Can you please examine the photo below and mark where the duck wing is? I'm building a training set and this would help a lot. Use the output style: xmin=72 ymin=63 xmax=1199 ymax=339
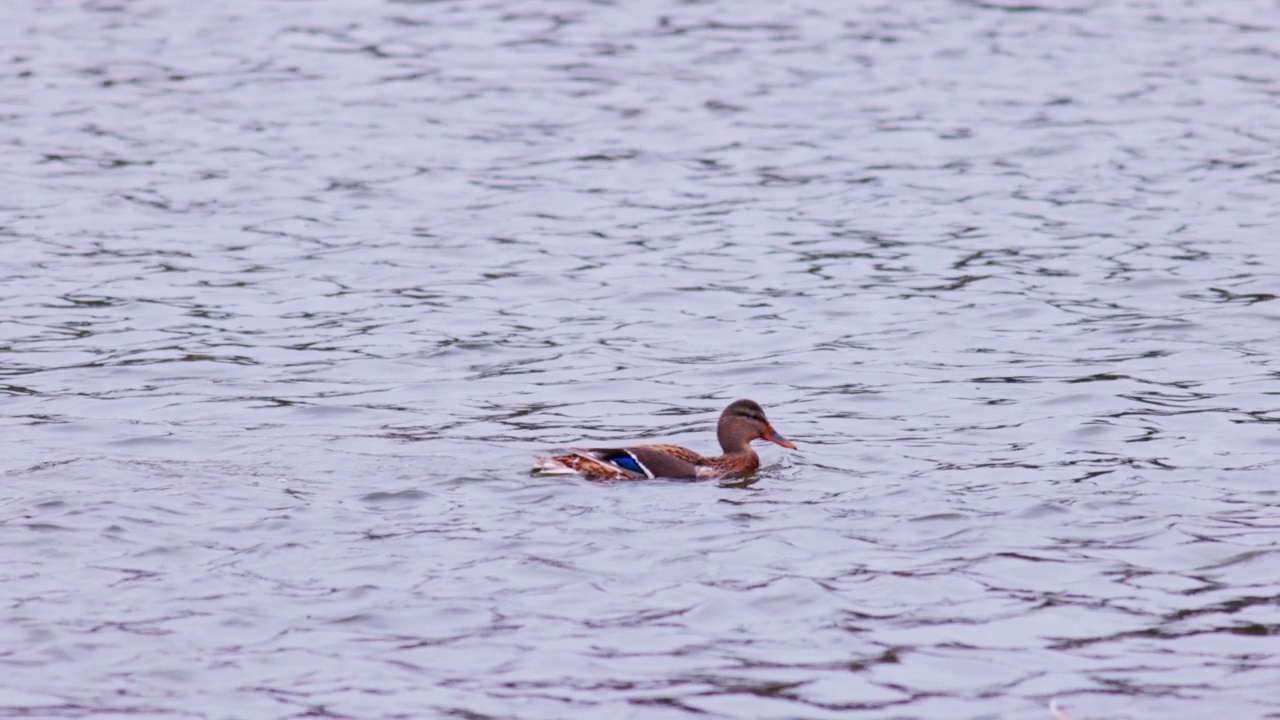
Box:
xmin=636 ymin=444 xmax=706 ymax=465
xmin=533 ymin=449 xmax=645 ymax=480
xmin=617 ymin=445 xmax=703 ymax=480
xmin=534 ymin=444 xmax=706 ymax=481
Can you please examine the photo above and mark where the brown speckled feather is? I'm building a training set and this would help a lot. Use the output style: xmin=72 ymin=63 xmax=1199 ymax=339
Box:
xmin=636 ymin=444 xmax=706 ymax=464
xmin=554 ymin=451 xmax=645 ymax=480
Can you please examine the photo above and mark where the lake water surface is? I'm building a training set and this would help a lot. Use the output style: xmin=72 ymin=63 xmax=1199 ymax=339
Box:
xmin=3 ymin=1 xmax=1279 ymax=718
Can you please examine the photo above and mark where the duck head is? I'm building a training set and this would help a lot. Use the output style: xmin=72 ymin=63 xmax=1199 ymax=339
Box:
xmin=717 ymin=399 xmax=796 ymax=453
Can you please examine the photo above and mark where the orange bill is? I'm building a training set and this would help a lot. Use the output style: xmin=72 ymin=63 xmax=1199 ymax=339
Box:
xmin=762 ymin=426 xmax=796 ymax=449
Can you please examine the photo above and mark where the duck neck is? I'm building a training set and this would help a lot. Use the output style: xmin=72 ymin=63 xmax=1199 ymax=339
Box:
xmin=716 ymin=422 xmax=757 ymax=456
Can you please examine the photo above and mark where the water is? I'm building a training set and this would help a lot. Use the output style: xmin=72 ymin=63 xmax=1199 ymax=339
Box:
xmin=3 ymin=0 xmax=1279 ymax=718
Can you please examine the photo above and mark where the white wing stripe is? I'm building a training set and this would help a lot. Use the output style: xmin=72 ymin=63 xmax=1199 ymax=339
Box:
xmin=622 ymin=450 xmax=655 ymax=479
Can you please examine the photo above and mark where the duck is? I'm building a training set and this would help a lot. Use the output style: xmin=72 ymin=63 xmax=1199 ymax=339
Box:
xmin=532 ymin=399 xmax=796 ymax=480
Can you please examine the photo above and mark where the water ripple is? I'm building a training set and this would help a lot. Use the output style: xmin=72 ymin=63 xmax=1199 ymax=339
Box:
xmin=2 ymin=0 xmax=1279 ymax=718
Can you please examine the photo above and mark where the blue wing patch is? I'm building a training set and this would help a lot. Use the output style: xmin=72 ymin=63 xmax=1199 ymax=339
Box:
xmin=610 ymin=455 xmax=643 ymax=473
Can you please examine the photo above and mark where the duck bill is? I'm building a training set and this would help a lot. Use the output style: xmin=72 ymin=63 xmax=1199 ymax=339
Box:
xmin=762 ymin=427 xmax=796 ymax=449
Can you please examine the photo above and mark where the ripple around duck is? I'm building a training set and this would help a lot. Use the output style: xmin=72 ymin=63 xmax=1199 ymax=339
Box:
xmin=4 ymin=0 xmax=1280 ymax=718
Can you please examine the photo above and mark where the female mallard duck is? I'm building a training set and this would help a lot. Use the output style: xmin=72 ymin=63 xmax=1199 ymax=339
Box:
xmin=532 ymin=399 xmax=795 ymax=480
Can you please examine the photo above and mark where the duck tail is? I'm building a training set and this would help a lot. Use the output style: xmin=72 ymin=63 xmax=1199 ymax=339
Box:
xmin=531 ymin=456 xmax=580 ymax=475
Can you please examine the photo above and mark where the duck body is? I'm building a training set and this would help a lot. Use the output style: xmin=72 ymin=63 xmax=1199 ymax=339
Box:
xmin=532 ymin=399 xmax=795 ymax=481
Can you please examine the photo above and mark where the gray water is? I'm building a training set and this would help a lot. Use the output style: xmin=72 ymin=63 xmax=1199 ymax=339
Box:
xmin=3 ymin=1 xmax=1279 ymax=718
